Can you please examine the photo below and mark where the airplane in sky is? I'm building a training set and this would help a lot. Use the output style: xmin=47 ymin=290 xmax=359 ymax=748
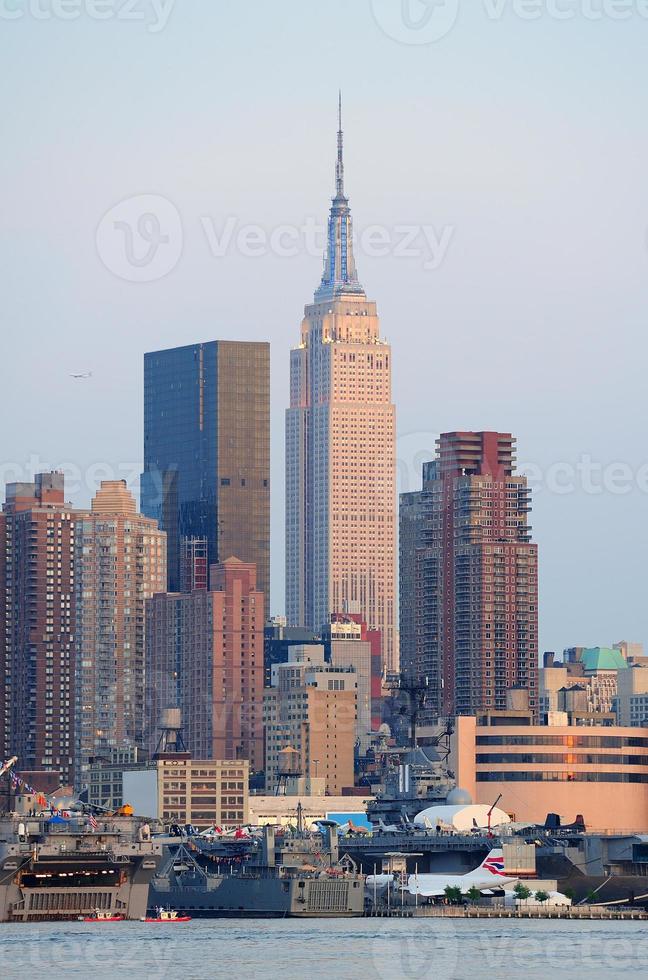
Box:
xmin=407 ymin=849 xmax=517 ymax=898
xmin=70 ymin=371 xmax=92 ymax=379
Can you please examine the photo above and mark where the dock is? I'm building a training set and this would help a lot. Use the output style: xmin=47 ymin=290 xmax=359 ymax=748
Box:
xmin=365 ymin=905 xmax=648 ymax=920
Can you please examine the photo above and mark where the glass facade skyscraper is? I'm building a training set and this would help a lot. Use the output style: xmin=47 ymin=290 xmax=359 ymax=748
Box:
xmin=141 ymin=341 xmax=270 ymax=607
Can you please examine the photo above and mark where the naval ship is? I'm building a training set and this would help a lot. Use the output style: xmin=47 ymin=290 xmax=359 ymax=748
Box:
xmin=0 ymin=811 xmax=162 ymax=922
xmin=149 ymin=820 xmax=364 ymax=917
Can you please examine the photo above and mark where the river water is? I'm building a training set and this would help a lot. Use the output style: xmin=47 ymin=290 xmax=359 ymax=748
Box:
xmin=1 ymin=918 xmax=646 ymax=979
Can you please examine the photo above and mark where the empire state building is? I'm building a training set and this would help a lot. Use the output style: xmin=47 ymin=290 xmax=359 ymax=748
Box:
xmin=286 ymin=99 xmax=397 ymax=674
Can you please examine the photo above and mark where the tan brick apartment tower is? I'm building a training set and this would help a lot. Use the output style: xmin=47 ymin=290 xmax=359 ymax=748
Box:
xmin=286 ymin=99 xmax=397 ymax=673
xmin=400 ymin=433 xmax=538 ymax=720
xmin=0 ymin=474 xmax=78 ymax=783
xmin=146 ymin=558 xmax=264 ymax=772
xmin=75 ymin=481 xmax=166 ymax=789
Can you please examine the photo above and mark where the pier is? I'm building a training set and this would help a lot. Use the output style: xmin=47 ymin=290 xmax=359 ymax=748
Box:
xmin=364 ymin=905 xmax=648 ymax=920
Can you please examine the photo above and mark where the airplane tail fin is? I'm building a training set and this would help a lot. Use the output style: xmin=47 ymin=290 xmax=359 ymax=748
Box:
xmin=476 ymin=849 xmax=506 ymax=875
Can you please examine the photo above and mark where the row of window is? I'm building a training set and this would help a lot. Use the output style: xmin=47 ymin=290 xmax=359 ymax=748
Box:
xmin=476 ymin=753 xmax=648 ymax=766
xmin=477 ymin=771 xmax=648 ymax=783
xmin=476 ymin=735 xmax=648 ymax=748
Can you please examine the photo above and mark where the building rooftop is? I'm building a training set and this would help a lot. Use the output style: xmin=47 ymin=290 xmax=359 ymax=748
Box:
xmin=581 ymin=647 xmax=628 ymax=672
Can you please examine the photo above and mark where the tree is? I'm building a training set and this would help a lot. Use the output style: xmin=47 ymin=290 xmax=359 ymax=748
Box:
xmin=534 ymin=890 xmax=550 ymax=904
xmin=444 ymin=885 xmax=463 ymax=905
xmin=513 ymin=882 xmax=532 ymax=901
xmin=466 ymin=885 xmax=482 ymax=905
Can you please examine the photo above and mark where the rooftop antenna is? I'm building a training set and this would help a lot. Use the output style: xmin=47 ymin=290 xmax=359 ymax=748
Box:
xmin=336 ymin=90 xmax=344 ymax=199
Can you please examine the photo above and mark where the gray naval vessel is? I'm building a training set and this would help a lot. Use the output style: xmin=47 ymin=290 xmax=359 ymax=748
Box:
xmin=149 ymin=820 xmax=364 ymax=917
xmin=0 ymin=810 xmax=161 ymax=922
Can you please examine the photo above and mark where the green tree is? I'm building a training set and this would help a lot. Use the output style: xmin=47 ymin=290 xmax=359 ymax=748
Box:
xmin=513 ymin=882 xmax=532 ymax=901
xmin=444 ymin=885 xmax=463 ymax=905
xmin=534 ymin=890 xmax=550 ymax=904
xmin=466 ymin=885 xmax=482 ymax=905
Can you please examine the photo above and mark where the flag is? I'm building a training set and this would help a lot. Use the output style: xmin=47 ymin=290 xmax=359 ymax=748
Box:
xmin=88 ymin=813 xmax=98 ymax=830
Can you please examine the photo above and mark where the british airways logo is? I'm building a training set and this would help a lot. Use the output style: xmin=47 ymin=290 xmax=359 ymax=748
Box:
xmin=483 ymin=858 xmax=507 ymax=876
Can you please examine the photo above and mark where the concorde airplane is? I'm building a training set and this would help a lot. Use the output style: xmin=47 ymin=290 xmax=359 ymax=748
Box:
xmin=366 ymin=849 xmax=517 ymax=898
xmin=407 ymin=849 xmax=517 ymax=897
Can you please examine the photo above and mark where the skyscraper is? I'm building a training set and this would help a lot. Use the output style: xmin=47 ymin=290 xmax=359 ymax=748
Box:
xmin=400 ymin=432 xmax=538 ymax=720
xmin=0 ymin=474 xmax=78 ymax=783
xmin=146 ymin=558 xmax=264 ymax=771
xmin=74 ymin=481 xmax=166 ymax=788
xmin=285 ymin=100 xmax=397 ymax=672
xmin=141 ymin=340 xmax=270 ymax=608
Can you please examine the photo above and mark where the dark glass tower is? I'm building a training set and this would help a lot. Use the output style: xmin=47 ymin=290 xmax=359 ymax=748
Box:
xmin=142 ymin=341 xmax=270 ymax=607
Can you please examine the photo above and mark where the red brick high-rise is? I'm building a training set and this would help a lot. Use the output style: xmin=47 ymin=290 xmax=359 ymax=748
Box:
xmin=146 ymin=558 xmax=264 ymax=771
xmin=1 ymin=474 xmax=78 ymax=783
xmin=400 ymin=433 xmax=538 ymax=719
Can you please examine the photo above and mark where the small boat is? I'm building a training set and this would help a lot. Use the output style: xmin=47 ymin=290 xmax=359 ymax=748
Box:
xmin=142 ymin=906 xmax=191 ymax=922
xmin=79 ymin=909 xmax=125 ymax=922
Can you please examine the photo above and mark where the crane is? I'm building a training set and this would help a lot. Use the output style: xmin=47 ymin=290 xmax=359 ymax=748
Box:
xmin=0 ymin=757 xmax=18 ymax=779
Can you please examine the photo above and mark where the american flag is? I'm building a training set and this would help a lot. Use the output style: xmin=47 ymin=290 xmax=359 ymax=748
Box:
xmin=88 ymin=813 xmax=98 ymax=831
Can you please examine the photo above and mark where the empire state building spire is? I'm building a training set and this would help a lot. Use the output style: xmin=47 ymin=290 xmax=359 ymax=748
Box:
xmin=336 ymin=90 xmax=344 ymax=199
xmin=315 ymin=93 xmax=365 ymax=303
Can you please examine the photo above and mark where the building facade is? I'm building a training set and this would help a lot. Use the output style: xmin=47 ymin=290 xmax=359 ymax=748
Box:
xmin=264 ymin=646 xmax=356 ymax=796
xmin=141 ymin=340 xmax=270 ymax=609
xmin=122 ymin=756 xmax=249 ymax=829
xmin=616 ymin=665 xmax=648 ymax=727
xmin=323 ymin=614 xmax=380 ymax=747
xmin=1 ymin=474 xmax=78 ymax=783
xmin=285 ymin=104 xmax=397 ymax=673
xmin=263 ymin=617 xmax=320 ymax=688
xmin=540 ymin=647 xmax=629 ymax=720
xmin=87 ymin=746 xmax=149 ymax=811
xmin=453 ymin=714 xmax=648 ymax=834
xmin=75 ymin=481 xmax=166 ymax=789
xmin=146 ymin=558 xmax=264 ymax=772
xmin=400 ymin=433 xmax=538 ymax=720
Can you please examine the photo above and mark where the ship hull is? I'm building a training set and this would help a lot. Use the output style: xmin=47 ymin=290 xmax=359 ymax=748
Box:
xmin=149 ymin=874 xmax=365 ymax=917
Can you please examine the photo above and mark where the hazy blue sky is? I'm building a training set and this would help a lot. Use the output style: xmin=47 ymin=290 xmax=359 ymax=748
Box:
xmin=2 ymin=1 xmax=647 ymax=654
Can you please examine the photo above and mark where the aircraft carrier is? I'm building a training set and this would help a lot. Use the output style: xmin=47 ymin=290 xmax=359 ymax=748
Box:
xmin=0 ymin=811 xmax=162 ymax=922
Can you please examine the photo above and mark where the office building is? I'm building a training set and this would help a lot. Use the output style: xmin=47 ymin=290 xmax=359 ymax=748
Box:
xmin=400 ymin=432 xmax=538 ymax=719
xmin=74 ymin=481 xmax=166 ymax=789
xmin=616 ymin=665 xmax=648 ymax=727
xmin=264 ymin=646 xmax=356 ymax=795
xmin=141 ymin=340 xmax=270 ymax=609
xmin=540 ymin=647 xmax=629 ymax=720
xmin=263 ymin=617 xmax=320 ymax=687
xmin=122 ymin=756 xmax=249 ymax=829
xmin=452 ymin=712 xmax=648 ymax=834
xmin=146 ymin=558 xmax=264 ymax=771
xmin=323 ymin=613 xmax=381 ymax=746
xmin=285 ymin=102 xmax=397 ymax=672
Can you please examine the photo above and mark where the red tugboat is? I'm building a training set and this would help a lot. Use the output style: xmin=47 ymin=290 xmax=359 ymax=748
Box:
xmin=143 ymin=906 xmax=191 ymax=923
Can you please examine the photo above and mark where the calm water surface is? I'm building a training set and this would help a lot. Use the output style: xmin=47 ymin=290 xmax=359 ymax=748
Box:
xmin=1 ymin=918 xmax=646 ymax=979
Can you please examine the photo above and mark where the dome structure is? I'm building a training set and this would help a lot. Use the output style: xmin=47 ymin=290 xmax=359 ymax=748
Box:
xmin=447 ymin=787 xmax=473 ymax=806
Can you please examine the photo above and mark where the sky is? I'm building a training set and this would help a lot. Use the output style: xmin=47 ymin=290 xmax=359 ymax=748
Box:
xmin=1 ymin=0 xmax=648 ymax=655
